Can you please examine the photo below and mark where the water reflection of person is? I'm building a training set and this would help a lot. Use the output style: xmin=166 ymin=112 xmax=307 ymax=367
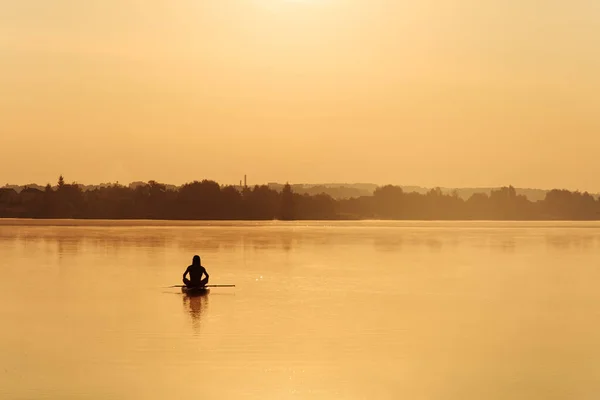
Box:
xmin=183 ymin=293 xmax=209 ymax=333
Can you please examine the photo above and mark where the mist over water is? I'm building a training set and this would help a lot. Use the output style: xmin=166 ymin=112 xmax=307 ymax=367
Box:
xmin=2 ymin=220 xmax=600 ymax=399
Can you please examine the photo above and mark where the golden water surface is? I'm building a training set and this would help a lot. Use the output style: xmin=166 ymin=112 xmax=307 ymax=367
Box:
xmin=1 ymin=220 xmax=600 ymax=399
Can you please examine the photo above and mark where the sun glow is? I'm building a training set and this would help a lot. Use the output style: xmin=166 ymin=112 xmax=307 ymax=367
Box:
xmin=3 ymin=0 xmax=600 ymax=189
xmin=252 ymin=0 xmax=332 ymax=12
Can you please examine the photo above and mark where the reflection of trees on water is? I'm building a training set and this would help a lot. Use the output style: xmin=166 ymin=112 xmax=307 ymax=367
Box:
xmin=498 ymin=238 xmax=516 ymax=252
xmin=545 ymin=233 xmax=599 ymax=250
xmin=372 ymin=230 xmax=600 ymax=253
xmin=373 ymin=237 xmax=404 ymax=252
xmin=182 ymin=293 xmax=209 ymax=334
xmin=3 ymin=223 xmax=600 ymax=256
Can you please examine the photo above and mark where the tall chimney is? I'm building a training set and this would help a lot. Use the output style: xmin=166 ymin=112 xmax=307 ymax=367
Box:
xmin=244 ymin=175 xmax=247 ymax=188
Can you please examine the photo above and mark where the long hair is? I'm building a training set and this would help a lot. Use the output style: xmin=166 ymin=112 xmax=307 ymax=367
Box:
xmin=192 ymin=255 xmax=201 ymax=266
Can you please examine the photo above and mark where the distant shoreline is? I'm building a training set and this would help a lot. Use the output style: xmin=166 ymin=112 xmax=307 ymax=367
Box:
xmin=4 ymin=182 xmax=597 ymax=202
xmin=2 ymin=178 xmax=599 ymax=221
xmin=2 ymin=218 xmax=600 ymax=224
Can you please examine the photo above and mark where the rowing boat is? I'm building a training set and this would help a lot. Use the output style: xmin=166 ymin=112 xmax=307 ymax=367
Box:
xmin=181 ymin=286 xmax=210 ymax=296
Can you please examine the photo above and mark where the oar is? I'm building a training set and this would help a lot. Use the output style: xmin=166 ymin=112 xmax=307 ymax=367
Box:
xmin=168 ymin=284 xmax=235 ymax=288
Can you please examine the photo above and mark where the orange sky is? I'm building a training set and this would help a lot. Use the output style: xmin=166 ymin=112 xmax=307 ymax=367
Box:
xmin=1 ymin=0 xmax=599 ymax=190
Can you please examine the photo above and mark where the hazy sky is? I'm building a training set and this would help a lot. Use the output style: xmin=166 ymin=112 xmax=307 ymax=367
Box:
xmin=1 ymin=0 xmax=599 ymax=190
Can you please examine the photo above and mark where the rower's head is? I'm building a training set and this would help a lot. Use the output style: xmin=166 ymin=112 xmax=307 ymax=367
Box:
xmin=192 ymin=255 xmax=201 ymax=266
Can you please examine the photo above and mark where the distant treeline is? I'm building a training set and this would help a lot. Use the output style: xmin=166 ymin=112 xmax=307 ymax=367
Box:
xmin=1 ymin=176 xmax=599 ymax=220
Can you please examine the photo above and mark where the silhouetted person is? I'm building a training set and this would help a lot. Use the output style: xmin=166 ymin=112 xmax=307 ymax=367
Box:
xmin=183 ymin=255 xmax=209 ymax=287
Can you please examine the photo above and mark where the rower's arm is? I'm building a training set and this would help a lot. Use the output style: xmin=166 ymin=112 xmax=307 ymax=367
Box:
xmin=204 ymin=268 xmax=210 ymax=280
xmin=182 ymin=266 xmax=190 ymax=280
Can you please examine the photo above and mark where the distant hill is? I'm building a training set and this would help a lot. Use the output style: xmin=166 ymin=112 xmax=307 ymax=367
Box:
xmin=266 ymin=183 xmax=599 ymax=201
xmin=396 ymin=186 xmax=556 ymax=202
xmin=2 ymin=184 xmax=46 ymax=193
xmin=267 ymin=183 xmax=377 ymax=199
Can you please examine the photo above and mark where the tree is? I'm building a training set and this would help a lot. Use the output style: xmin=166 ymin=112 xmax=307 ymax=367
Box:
xmin=58 ymin=175 xmax=65 ymax=189
xmin=178 ymin=180 xmax=222 ymax=219
xmin=280 ymin=183 xmax=295 ymax=220
xmin=373 ymin=185 xmax=404 ymax=218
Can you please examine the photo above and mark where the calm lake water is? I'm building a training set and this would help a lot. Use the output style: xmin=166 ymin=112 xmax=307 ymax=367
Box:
xmin=2 ymin=220 xmax=600 ymax=399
